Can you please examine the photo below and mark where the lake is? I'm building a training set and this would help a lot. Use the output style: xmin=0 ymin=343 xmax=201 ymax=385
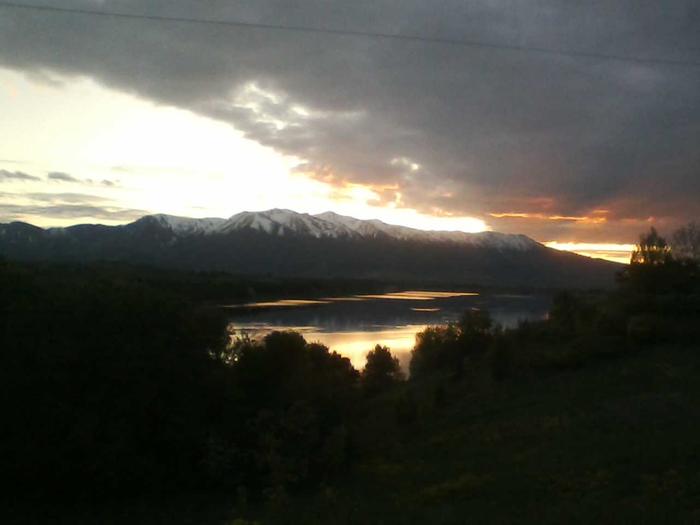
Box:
xmin=224 ymin=290 xmax=551 ymax=370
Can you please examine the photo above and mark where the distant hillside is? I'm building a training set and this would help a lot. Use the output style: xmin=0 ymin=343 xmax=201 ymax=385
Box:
xmin=0 ymin=209 xmax=620 ymax=288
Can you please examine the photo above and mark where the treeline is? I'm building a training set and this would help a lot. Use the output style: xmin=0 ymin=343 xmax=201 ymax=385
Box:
xmin=0 ymin=260 xmax=389 ymax=304
xmin=406 ymin=225 xmax=700 ymax=384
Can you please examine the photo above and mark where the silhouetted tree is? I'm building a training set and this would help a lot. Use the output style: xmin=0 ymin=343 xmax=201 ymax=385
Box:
xmin=631 ymin=227 xmax=672 ymax=265
xmin=457 ymin=309 xmax=495 ymax=347
xmin=672 ymin=222 xmax=700 ymax=261
xmin=361 ymin=345 xmax=404 ymax=396
xmin=409 ymin=324 xmax=461 ymax=379
xmin=224 ymin=331 xmax=360 ymax=491
xmin=620 ymin=227 xmax=699 ymax=294
xmin=410 ymin=310 xmax=497 ymax=379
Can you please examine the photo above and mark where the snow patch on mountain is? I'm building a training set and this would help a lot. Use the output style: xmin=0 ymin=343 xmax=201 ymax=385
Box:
xmin=148 ymin=214 xmax=226 ymax=235
xmin=138 ymin=209 xmax=540 ymax=251
xmin=315 ymin=211 xmax=539 ymax=250
xmin=219 ymin=209 xmax=345 ymax=238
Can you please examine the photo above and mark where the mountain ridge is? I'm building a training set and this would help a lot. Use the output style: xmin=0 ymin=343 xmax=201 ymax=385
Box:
xmin=129 ymin=209 xmax=540 ymax=251
xmin=0 ymin=209 xmax=620 ymax=288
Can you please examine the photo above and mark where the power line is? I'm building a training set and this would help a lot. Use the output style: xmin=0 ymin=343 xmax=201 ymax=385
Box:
xmin=1 ymin=1 xmax=700 ymax=68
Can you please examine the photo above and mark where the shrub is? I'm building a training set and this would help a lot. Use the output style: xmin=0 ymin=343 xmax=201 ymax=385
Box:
xmin=410 ymin=310 xmax=498 ymax=380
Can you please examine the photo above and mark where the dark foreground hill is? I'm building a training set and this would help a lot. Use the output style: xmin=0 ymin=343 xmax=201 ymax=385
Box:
xmin=0 ymin=209 xmax=619 ymax=288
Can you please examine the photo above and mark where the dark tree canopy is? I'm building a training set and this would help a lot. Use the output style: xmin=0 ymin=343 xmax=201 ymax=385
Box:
xmin=672 ymin=222 xmax=700 ymax=262
xmin=361 ymin=345 xmax=404 ymax=396
xmin=410 ymin=310 xmax=497 ymax=379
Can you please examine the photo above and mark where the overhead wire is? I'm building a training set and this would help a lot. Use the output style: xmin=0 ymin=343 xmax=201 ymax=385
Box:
xmin=1 ymin=1 xmax=699 ymax=68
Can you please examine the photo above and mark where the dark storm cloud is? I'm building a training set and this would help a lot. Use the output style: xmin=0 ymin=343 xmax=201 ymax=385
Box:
xmin=0 ymin=169 xmax=40 ymax=182
xmin=1 ymin=0 xmax=699 ymax=240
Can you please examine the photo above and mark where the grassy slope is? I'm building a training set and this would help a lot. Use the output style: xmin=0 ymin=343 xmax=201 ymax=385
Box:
xmin=275 ymin=343 xmax=700 ymax=525
xmin=9 ymin=343 xmax=700 ymax=525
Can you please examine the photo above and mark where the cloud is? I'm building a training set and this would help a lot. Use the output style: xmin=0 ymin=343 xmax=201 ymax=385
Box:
xmin=46 ymin=171 xmax=119 ymax=187
xmin=22 ymin=192 xmax=113 ymax=204
xmin=0 ymin=203 xmax=146 ymax=222
xmin=47 ymin=171 xmax=81 ymax=182
xmin=0 ymin=169 xmax=40 ymax=182
xmin=0 ymin=191 xmax=142 ymax=224
xmin=1 ymin=1 xmax=699 ymax=241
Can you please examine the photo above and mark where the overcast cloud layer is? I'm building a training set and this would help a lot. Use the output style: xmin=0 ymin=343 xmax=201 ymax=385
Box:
xmin=1 ymin=0 xmax=699 ymax=241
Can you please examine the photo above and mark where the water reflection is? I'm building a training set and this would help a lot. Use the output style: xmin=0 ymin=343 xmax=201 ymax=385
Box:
xmin=353 ymin=291 xmax=478 ymax=301
xmin=223 ymin=290 xmax=480 ymax=309
xmin=226 ymin=291 xmax=550 ymax=370
xmin=238 ymin=299 xmax=331 ymax=308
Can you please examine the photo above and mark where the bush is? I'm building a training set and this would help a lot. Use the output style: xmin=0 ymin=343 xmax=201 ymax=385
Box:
xmin=409 ymin=324 xmax=461 ymax=379
xmin=410 ymin=310 xmax=497 ymax=380
xmin=220 ymin=331 xmax=361 ymax=491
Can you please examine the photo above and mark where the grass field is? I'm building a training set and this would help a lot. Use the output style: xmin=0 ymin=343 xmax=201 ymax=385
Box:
xmin=267 ymin=342 xmax=700 ymax=524
xmin=8 ymin=341 xmax=700 ymax=524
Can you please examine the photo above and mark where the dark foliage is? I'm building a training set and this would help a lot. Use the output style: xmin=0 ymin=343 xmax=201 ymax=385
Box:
xmin=0 ymin=261 xmax=361 ymax=502
xmin=409 ymin=310 xmax=498 ymax=379
xmin=211 ymin=332 xmax=360 ymax=491
xmin=0 ymin=261 xmax=230 ymax=498
xmin=408 ymin=230 xmax=700 ymax=378
xmin=671 ymin=222 xmax=700 ymax=262
xmin=361 ymin=345 xmax=404 ymax=396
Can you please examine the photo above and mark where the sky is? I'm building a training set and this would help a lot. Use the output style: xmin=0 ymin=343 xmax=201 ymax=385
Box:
xmin=1 ymin=1 xmax=699 ymax=264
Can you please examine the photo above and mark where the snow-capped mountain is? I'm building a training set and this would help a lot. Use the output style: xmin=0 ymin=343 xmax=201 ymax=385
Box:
xmin=147 ymin=214 xmax=226 ymax=235
xmin=0 ymin=209 xmax=620 ymax=288
xmin=138 ymin=209 xmax=540 ymax=251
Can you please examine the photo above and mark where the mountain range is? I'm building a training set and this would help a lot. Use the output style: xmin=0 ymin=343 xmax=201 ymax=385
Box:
xmin=0 ymin=209 xmax=619 ymax=288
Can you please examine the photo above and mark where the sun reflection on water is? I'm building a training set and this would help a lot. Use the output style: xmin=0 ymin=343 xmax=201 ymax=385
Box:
xmin=223 ymin=290 xmax=479 ymax=309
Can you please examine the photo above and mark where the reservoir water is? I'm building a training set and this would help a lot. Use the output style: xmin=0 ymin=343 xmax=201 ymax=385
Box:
xmin=224 ymin=291 xmax=551 ymax=370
